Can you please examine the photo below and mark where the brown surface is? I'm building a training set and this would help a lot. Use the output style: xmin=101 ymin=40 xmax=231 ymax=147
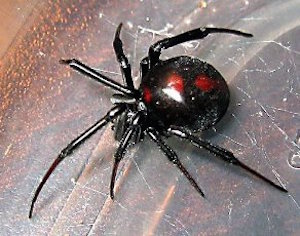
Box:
xmin=0 ymin=1 xmax=299 ymax=235
xmin=0 ymin=0 xmax=39 ymax=58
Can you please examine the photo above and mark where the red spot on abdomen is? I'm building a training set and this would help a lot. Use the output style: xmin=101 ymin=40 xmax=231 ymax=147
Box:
xmin=194 ymin=75 xmax=215 ymax=92
xmin=167 ymin=73 xmax=184 ymax=93
xmin=143 ymin=87 xmax=152 ymax=103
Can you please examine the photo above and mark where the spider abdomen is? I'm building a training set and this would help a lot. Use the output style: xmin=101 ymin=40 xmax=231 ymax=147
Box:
xmin=140 ymin=56 xmax=230 ymax=131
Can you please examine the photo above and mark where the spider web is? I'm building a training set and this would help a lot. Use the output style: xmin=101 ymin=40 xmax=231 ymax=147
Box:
xmin=1 ymin=0 xmax=299 ymax=235
xmin=49 ymin=1 xmax=300 ymax=235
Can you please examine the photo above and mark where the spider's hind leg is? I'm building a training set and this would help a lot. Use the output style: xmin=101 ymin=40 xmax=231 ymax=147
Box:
xmin=168 ymin=126 xmax=288 ymax=193
xmin=147 ymin=27 xmax=253 ymax=68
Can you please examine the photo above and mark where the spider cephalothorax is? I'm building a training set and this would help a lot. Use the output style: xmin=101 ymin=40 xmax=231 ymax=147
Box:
xmin=29 ymin=23 xmax=287 ymax=218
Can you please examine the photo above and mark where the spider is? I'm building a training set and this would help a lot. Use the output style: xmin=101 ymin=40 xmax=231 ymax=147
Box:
xmin=29 ymin=23 xmax=287 ymax=218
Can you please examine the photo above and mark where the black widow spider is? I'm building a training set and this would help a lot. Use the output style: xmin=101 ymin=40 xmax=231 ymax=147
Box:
xmin=29 ymin=23 xmax=287 ymax=218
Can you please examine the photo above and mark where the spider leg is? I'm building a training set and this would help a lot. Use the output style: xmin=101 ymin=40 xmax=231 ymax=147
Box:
xmin=110 ymin=126 xmax=137 ymax=199
xmin=110 ymin=113 xmax=142 ymax=199
xmin=140 ymin=56 xmax=149 ymax=78
xmin=147 ymin=127 xmax=205 ymax=197
xmin=29 ymin=106 xmax=124 ymax=218
xmin=148 ymin=27 xmax=253 ymax=68
xmin=168 ymin=126 xmax=288 ymax=193
xmin=113 ymin=23 xmax=135 ymax=89
xmin=59 ymin=59 xmax=138 ymax=98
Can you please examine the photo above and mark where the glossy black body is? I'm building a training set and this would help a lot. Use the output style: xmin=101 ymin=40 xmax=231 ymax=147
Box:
xmin=29 ymin=24 xmax=287 ymax=219
xmin=140 ymin=56 xmax=229 ymax=131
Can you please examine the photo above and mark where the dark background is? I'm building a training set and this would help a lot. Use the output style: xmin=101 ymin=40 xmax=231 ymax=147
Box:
xmin=0 ymin=0 xmax=299 ymax=235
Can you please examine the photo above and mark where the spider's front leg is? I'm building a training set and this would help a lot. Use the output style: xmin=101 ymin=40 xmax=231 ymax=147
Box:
xmin=110 ymin=112 xmax=142 ymax=199
xmin=29 ymin=105 xmax=124 ymax=218
xmin=147 ymin=127 xmax=205 ymax=197
xmin=168 ymin=126 xmax=288 ymax=193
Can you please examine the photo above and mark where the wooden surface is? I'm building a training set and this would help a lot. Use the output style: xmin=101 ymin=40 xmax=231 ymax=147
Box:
xmin=0 ymin=0 xmax=299 ymax=235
